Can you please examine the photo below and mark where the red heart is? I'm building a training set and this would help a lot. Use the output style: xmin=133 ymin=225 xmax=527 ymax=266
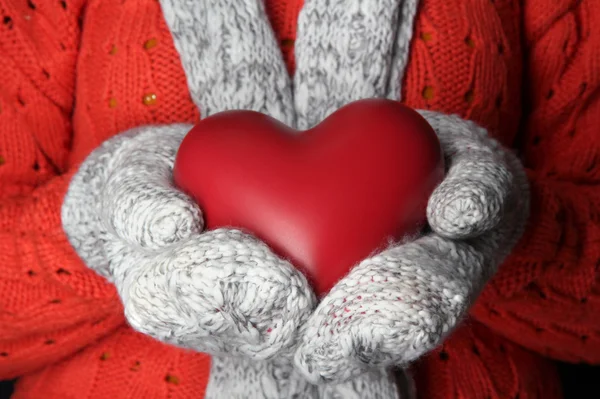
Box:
xmin=174 ymin=99 xmax=444 ymax=296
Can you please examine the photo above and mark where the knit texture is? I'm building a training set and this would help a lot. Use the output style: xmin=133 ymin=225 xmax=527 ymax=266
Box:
xmin=64 ymin=0 xmax=528 ymax=393
xmin=1 ymin=0 xmax=598 ymax=398
xmin=62 ymin=0 xmax=409 ymax=395
xmin=470 ymin=0 xmax=600 ymax=364
xmin=412 ymin=321 xmax=563 ymax=399
xmin=205 ymin=355 xmax=405 ymax=399
xmin=0 ymin=0 xmax=126 ymax=380
xmin=159 ymin=0 xmax=295 ymax=126
xmin=295 ymin=111 xmax=529 ymax=383
xmin=293 ymin=0 xmax=419 ymax=129
xmin=61 ymin=120 xmax=318 ymax=363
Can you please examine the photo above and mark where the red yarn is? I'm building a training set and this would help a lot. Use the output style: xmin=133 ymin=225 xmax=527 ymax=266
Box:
xmin=413 ymin=321 xmax=563 ymax=399
xmin=1 ymin=0 xmax=599 ymax=397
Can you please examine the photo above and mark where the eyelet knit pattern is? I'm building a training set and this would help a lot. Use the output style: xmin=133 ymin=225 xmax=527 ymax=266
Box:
xmin=1 ymin=0 xmax=598 ymax=398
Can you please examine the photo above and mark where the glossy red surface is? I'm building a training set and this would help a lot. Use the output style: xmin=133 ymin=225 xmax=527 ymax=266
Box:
xmin=174 ymin=99 xmax=445 ymax=296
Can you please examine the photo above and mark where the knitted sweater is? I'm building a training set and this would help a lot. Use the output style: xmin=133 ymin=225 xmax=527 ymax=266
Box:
xmin=0 ymin=0 xmax=597 ymax=398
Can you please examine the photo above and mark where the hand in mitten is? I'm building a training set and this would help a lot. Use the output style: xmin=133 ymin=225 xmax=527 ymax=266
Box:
xmin=60 ymin=125 xmax=405 ymax=398
xmin=294 ymin=111 xmax=530 ymax=383
xmin=61 ymin=0 xmax=427 ymax=395
xmin=61 ymin=125 xmax=316 ymax=360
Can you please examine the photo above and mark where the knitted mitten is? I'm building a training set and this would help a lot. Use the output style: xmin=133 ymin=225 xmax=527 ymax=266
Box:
xmin=290 ymin=0 xmax=530 ymax=384
xmin=62 ymin=123 xmax=316 ymax=360
xmin=293 ymin=111 xmax=529 ymax=383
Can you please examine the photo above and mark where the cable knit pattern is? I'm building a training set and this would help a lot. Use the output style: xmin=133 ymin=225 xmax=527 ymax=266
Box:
xmin=412 ymin=321 xmax=563 ymax=399
xmin=2 ymin=0 xmax=597 ymax=398
xmin=469 ymin=0 xmax=600 ymax=364
xmin=0 ymin=0 xmax=127 ymax=380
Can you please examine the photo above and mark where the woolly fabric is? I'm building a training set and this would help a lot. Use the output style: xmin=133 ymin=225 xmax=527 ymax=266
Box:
xmin=292 ymin=0 xmax=419 ymax=129
xmin=159 ymin=0 xmax=295 ymax=125
xmin=0 ymin=0 xmax=597 ymax=398
xmin=62 ymin=0 xmax=428 ymax=395
xmin=61 ymin=0 xmax=529 ymax=394
xmin=294 ymin=109 xmax=529 ymax=384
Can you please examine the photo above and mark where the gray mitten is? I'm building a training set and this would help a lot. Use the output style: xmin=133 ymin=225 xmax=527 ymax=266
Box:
xmin=294 ymin=111 xmax=530 ymax=383
xmin=62 ymin=124 xmax=316 ymax=360
xmin=289 ymin=0 xmax=530 ymax=384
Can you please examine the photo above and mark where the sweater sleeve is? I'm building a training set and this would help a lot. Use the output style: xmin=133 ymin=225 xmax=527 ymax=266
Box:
xmin=0 ymin=0 xmax=124 ymax=379
xmin=471 ymin=0 xmax=600 ymax=364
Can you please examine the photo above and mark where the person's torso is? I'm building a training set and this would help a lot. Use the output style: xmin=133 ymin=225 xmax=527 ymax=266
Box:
xmin=0 ymin=0 xmax=524 ymax=188
xmin=69 ymin=0 xmax=524 ymax=166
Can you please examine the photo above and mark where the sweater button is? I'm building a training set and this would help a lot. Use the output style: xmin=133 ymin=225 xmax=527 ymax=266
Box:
xmin=142 ymin=93 xmax=157 ymax=106
xmin=144 ymin=38 xmax=158 ymax=50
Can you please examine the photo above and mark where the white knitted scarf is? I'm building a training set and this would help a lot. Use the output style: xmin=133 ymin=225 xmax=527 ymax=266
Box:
xmin=160 ymin=0 xmax=419 ymax=125
xmin=158 ymin=0 xmax=421 ymax=397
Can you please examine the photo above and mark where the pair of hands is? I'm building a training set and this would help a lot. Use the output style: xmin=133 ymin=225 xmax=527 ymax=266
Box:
xmin=62 ymin=110 xmax=528 ymax=385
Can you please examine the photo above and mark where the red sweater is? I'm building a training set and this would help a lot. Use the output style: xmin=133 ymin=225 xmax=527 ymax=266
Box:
xmin=0 ymin=0 xmax=597 ymax=397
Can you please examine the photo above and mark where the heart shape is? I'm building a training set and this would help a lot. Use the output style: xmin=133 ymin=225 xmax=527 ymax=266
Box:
xmin=174 ymin=99 xmax=444 ymax=296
